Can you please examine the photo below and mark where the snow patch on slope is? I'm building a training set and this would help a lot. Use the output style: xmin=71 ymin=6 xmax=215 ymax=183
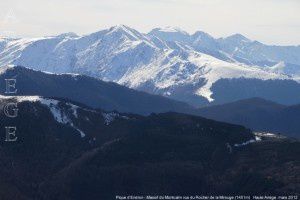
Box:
xmin=234 ymin=132 xmax=285 ymax=147
xmin=234 ymin=139 xmax=257 ymax=147
xmin=3 ymin=95 xmax=131 ymax=134
xmin=9 ymin=96 xmax=86 ymax=137
xmin=266 ymin=61 xmax=286 ymax=74
xmin=102 ymin=112 xmax=129 ymax=125
xmin=190 ymin=53 xmax=289 ymax=102
xmin=119 ymin=49 xmax=289 ymax=102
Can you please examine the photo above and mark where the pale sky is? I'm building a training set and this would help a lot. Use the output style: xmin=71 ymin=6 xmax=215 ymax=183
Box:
xmin=0 ymin=0 xmax=300 ymax=45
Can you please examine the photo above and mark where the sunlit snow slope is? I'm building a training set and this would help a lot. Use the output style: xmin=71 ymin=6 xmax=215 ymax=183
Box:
xmin=0 ymin=25 xmax=299 ymax=106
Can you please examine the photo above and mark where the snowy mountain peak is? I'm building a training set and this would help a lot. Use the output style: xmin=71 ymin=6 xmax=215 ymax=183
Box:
xmin=191 ymin=31 xmax=218 ymax=49
xmin=192 ymin=31 xmax=214 ymax=39
xmin=224 ymin=33 xmax=251 ymax=43
xmin=109 ymin=24 xmax=135 ymax=33
xmin=55 ymin=32 xmax=79 ymax=38
xmin=108 ymin=25 xmax=148 ymax=41
xmin=148 ymin=27 xmax=190 ymax=43
xmin=151 ymin=26 xmax=189 ymax=35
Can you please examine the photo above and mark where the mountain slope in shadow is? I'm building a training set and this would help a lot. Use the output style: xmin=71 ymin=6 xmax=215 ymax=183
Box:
xmin=197 ymin=97 xmax=300 ymax=138
xmin=0 ymin=96 xmax=299 ymax=199
xmin=0 ymin=66 xmax=194 ymax=115
xmin=0 ymin=95 xmax=272 ymax=199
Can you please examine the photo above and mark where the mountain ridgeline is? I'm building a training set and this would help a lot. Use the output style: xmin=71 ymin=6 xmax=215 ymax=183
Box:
xmin=0 ymin=66 xmax=194 ymax=115
xmin=197 ymin=98 xmax=300 ymax=138
xmin=1 ymin=25 xmax=300 ymax=107
xmin=149 ymin=28 xmax=300 ymax=72
xmin=1 ymin=66 xmax=300 ymax=138
xmin=0 ymin=96 xmax=299 ymax=199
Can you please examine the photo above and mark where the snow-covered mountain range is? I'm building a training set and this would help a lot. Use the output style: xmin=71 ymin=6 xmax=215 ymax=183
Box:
xmin=1 ymin=25 xmax=299 ymax=106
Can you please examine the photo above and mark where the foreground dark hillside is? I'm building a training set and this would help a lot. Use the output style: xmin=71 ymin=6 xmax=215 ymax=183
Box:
xmin=0 ymin=96 xmax=299 ymax=199
xmin=40 ymin=137 xmax=300 ymax=200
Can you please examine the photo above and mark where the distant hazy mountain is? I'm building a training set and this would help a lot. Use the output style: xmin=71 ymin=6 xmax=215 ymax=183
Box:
xmin=198 ymin=97 xmax=300 ymax=138
xmin=0 ymin=66 xmax=194 ymax=115
xmin=150 ymin=28 xmax=300 ymax=74
xmin=1 ymin=25 xmax=300 ymax=107
xmin=0 ymin=95 xmax=299 ymax=199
